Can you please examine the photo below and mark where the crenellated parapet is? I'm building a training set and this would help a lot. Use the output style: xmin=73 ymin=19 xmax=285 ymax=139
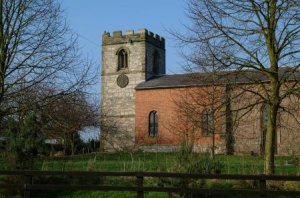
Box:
xmin=102 ymin=29 xmax=165 ymax=49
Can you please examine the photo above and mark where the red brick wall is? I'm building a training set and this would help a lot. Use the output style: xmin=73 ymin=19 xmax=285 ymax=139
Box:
xmin=135 ymin=87 xmax=224 ymax=147
xmin=135 ymin=84 xmax=300 ymax=155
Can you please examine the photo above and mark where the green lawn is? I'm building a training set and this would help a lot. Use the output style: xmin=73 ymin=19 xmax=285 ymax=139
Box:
xmin=0 ymin=152 xmax=299 ymax=198
xmin=30 ymin=152 xmax=298 ymax=175
xmin=0 ymin=152 xmax=297 ymax=175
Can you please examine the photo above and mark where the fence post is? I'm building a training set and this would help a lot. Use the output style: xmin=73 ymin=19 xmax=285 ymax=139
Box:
xmin=23 ymin=174 xmax=32 ymax=198
xmin=182 ymin=175 xmax=189 ymax=197
xmin=136 ymin=172 xmax=144 ymax=198
xmin=259 ymin=176 xmax=267 ymax=198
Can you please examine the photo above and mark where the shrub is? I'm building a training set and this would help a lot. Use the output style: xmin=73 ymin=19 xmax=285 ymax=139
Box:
xmin=87 ymin=156 xmax=97 ymax=171
xmin=4 ymin=111 xmax=45 ymax=170
xmin=173 ymin=142 xmax=223 ymax=174
xmin=162 ymin=143 xmax=224 ymax=198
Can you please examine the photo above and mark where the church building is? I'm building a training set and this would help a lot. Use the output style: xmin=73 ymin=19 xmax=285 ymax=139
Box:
xmin=101 ymin=29 xmax=300 ymax=155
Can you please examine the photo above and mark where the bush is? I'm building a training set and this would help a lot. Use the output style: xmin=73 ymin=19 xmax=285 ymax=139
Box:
xmin=173 ymin=143 xmax=223 ymax=174
xmin=4 ymin=111 xmax=45 ymax=170
xmin=87 ymin=156 xmax=97 ymax=171
xmin=161 ymin=143 xmax=224 ymax=198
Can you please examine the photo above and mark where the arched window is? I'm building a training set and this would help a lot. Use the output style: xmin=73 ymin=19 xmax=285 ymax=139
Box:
xmin=118 ymin=49 xmax=128 ymax=70
xmin=152 ymin=51 xmax=159 ymax=75
xmin=149 ymin=111 xmax=158 ymax=137
xmin=202 ymin=109 xmax=214 ymax=136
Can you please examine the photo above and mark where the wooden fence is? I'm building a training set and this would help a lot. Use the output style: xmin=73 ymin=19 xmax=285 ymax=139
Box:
xmin=0 ymin=170 xmax=299 ymax=197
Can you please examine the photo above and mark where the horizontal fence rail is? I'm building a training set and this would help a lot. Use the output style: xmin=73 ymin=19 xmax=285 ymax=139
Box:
xmin=0 ymin=170 xmax=299 ymax=198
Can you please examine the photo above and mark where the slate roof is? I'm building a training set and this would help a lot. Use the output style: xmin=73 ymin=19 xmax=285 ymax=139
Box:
xmin=136 ymin=68 xmax=300 ymax=90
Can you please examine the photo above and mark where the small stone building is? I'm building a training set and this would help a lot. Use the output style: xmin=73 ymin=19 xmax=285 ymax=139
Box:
xmin=101 ymin=29 xmax=300 ymax=155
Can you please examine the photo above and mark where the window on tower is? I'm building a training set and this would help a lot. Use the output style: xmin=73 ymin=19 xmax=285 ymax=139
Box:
xmin=118 ymin=49 xmax=128 ymax=70
xmin=149 ymin=111 xmax=158 ymax=137
xmin=153 ymin=51 xmax=159 ymax=75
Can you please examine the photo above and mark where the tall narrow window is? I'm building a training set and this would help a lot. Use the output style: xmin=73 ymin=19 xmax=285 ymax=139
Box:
xmin=149 ymin=111 xmax=158 ymax=137
xmin=152 ymin=51 xmax=159 ymax=75
xmin=118 ymin=49 xmax=128 ymax=70
xmin=202 ymin=109 xmax=214 ymax=136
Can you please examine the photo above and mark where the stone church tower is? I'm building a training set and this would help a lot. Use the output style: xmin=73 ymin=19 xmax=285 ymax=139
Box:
xmin=101 ymin=29 xmax=165 ymax=151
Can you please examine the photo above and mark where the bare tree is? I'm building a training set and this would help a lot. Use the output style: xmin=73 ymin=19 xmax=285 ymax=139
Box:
xmin=172 ymin=74 xmax=225 ymax=159
xmin=0 ymin=0 xmax=95 ymax=123
xmin=39 ymin=90 xmax=99 ymax=156
xmin=174 ymin=0 xmax=300 ymax=174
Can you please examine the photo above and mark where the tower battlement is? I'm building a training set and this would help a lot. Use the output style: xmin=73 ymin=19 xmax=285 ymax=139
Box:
xmin=102 ymin=29 xmax=165 ymax=49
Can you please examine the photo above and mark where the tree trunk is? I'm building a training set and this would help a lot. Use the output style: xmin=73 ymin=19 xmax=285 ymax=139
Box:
xmin=225 ymin=85 xmax=234 ymax=155
xmin=71 ymin=133 xmax=75 ymax=156
xmin=63 ymin=132 xmax=67 ymax=155
xmin=264 ymin=79 xmax=279 ymax=175
xmin=211 ymin=130 xmax=215 ymax=159
xmin=264 ymin=0 xmax=279 ymax=175
xmin=0 ymin=0 xmax=5 ymax=103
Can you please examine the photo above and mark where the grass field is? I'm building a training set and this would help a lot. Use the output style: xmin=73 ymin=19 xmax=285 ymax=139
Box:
xmin=0 ymin=152 xmax=299 ymax=197
xmin=31 ymin=152 xmax=299 ymax=175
